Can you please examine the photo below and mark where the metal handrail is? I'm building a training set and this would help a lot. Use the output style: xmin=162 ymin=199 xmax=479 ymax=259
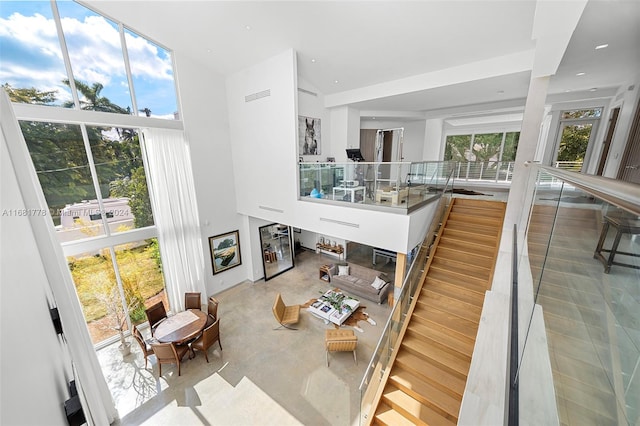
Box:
xmin=537 ymin=166 xmax=640 ymax=216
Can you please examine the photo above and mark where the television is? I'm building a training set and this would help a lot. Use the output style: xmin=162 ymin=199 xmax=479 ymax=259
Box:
xmin=346 ymin=148 xmax=365 ymax=162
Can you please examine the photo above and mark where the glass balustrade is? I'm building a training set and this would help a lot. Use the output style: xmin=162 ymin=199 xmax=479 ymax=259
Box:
xmin=298 ymin=161 xmax=454 ymax=210
xmin=518 ymin=168 xmax=639 ymax=425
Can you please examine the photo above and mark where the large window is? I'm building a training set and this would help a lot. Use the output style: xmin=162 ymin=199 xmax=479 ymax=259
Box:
xmin=2 ymin=0 xmax=180 ymax=347
xmin=1 ymin=0 xmax=178 ymax=119
xmin=445 ymin=131 xmax=520 ymax=181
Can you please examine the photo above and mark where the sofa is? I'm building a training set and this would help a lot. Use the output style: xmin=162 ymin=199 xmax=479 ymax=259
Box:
xmin=328 ymin=263 xmax=391 ymax=304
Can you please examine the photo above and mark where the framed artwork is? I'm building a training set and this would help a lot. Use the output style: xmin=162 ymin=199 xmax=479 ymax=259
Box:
xmin=298 ymin=115 xmax=321 ymax=155
xmin=209 ymin=230 xmax=242 ymax=274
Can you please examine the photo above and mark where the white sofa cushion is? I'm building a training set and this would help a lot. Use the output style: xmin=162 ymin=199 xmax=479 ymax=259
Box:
xmin=371 ymin=276 xmax=387 ymax=290
xmin=338 ymin=265 xmax=350 ymax=276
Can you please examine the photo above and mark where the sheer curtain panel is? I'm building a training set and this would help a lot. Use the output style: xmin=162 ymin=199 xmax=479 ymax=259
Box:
xmin=141 ymin=128 xmax=206 ymax=311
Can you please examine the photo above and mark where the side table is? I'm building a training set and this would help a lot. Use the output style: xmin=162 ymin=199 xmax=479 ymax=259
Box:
xmin=594 ymin=214 xmax=640 ymax=273
xmin=319 ymin=264 xmax=332 ymax=282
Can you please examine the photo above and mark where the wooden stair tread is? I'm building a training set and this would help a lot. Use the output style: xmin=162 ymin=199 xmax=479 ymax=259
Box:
xmin=389 ymin=371 xmax=462 ymax=419
xmin=423 ymin=279 xmax=485 ymax=306
xmin=373 ymin=402 xmax=416 ymax=426
xmin=430 ymin=257 xmax=491 ymax=281
xmin=444 ymin=220 xmax=500 ymax=237
xmin=394 ymin=353 xmax=467 ymax=398
xmin=426 ymin=267 xmax=488 ymax=290
xmin=412 ymin=306 xmax=478 ymax=341
xmin=448 ymin=212 xmax=503 ymax=227
xmin=382 ymin=385 xmax=458 ymax=425
xmin=407 ymin=321 xmax=474 ymax=359
xmin=441 ymin=229 xmax=498 ymax=247
xmin=434 ymin=246 xmax=492 ymax=267
xmin=417 ymin=293 xmax=482 ymax=324
xmin=452 ymin=198 xmax=505 ymax=210
xmin=451 ymin=204 xmax=505 ymax=218
xmin=401 ymin=336 xmax=471 ymax=377
xmin=437 ymin=238 xmax=496 ymax=257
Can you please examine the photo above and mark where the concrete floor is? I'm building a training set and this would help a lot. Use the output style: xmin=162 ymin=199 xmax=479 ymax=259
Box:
xmin=99 ymin=245 xmax=394 ymax=426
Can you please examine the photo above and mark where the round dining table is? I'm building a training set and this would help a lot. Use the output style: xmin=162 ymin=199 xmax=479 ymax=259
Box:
xmin=154 ymin=309 xmax=207 ymax=345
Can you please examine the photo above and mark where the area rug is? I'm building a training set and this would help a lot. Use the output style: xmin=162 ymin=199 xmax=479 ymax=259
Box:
xmin=301 ymin=299 xmax=376 ymax=333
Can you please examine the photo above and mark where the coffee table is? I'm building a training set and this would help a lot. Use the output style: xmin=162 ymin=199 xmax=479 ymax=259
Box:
xmin=307 ymin=289 xmax=360 ymax=325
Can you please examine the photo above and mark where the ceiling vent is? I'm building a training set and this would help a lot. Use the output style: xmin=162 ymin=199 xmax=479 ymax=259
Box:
xmin=245 ymin=89 xmax=271 ymax=103
xmin=298 ymin=87 xmax=318 ymax=97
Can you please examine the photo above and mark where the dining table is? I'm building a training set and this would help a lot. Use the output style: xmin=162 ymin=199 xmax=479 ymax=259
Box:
xmin=154 ymin=309 xmax=207 ymax=345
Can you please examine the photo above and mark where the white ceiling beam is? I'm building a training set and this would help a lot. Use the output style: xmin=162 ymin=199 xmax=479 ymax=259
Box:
xmin=325 ymin=50 xmax=535 ymax=109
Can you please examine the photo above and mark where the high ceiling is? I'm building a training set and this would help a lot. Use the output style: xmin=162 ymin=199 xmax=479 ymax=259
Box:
xmin=84 ymin=0 xmax=640 ymax=119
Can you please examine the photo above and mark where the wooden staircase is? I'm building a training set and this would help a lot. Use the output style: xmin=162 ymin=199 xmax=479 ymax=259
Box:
xmin=369 ymin=198 xmax=505 ymax=425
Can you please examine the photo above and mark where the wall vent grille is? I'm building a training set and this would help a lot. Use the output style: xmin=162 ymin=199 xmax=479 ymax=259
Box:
xmin=298 ymin=87 xmax=318 ymax=97
xmin=259 ymin=205 xmax=284 ymax=213
xmin=319 ymin=217 xmax=360 ymax=228
xmin=245 ymin=89 xmax=271 ymax=103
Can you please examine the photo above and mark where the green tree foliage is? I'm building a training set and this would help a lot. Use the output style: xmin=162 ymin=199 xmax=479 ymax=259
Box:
xmin=8 ymin=83 xmax=150 ymax=225
xmin=558 ymin=125 xmax=591 ymax=162
xmin=110 ymin=166 xmax=154 ymax=228
xmin=2 ymin=83 xmax=57 ymax=105
xmin=445 ymin=135 xmax=472 ymax=161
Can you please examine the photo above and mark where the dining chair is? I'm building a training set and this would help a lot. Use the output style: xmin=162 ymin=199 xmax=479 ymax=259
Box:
xmin=205 ymin=297 xmax=219 ymax=327
xmin=184 ymin=292 xmax=201 ymax=311
xmin=151 ymin=341 xmax=190 ymax=377
xmin=132 ymin=326 xmax=154 ymax=369
xmin=190 ymin=317 xmax=222 ymax=363
xmin=145 ymin=301 xmax=167 ymax=334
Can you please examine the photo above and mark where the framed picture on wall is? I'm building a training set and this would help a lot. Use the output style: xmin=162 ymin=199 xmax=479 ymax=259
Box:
xmin=298 ymin=115 xmax=321 ymax=155
xmin=209 ymin=230 xmax=242 ymax=274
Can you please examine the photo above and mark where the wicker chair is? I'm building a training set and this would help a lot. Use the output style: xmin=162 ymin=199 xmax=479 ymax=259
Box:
xmin=145 ymin=302 xmax=167 ymax=334
xmin=190 ymin=317 xmax=222 ymax=363
xmin=132 ymin=326 xmax=154 ymax=368
xmin=151 ymin=341 xmax=190 ymax=377
xmin=272 ymin=293 xmax=300 ymax=330
xmin=184 ymin=292 xmax=201 ymax=311
xmin=325 ymin=329 xmax=357 ymax=366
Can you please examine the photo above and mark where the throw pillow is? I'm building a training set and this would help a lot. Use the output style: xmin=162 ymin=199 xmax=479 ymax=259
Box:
xmin=371 ymin=276 xmax=386 ymax=290
xmin=338 ymin=265 xmax=350 ymax=276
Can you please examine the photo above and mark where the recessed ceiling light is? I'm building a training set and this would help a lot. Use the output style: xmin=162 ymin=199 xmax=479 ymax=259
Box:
xmin=372 ymin=117 xmax=376 ymax=120
xmin=245 ymin=25 xmax=251 ymax=30
xmin=311 ymin=58 xmax=316 ymax=63
xmin=576 ymin=72 xmax=586 ymax=76
xmin=589 ymin=88 xmax=598 ymax=92
xmin=334 ymin=80 xmax=339 ymax=84
xmin=595 ymin=44 xmax=609 ymax=50
xmin=565 ymin=89 xmax=572 ymax=93
xmin=206 ymin=49 xmax=211 ymax=53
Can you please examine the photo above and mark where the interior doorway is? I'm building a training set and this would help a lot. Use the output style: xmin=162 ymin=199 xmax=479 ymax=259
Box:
xmin=617 ymin=98 xmax=640 ymax=184
xmin=553 ymin=108 xmax=602 ymax=172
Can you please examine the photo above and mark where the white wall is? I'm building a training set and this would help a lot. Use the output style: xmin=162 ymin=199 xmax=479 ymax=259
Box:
xmin=176 ymin=52 xmax=247 ymax=295
xmin=1 ymin=131 xmax=74 ymax=426
xmin=424 ymin=118 xmax=444 ymax=160
xmin=297 ymin=76 xmax=333 ymax=161
xmin=227 ymin=49 xmax=299 ymax=219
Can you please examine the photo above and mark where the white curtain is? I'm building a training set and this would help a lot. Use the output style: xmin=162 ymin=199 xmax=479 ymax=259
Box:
xmin=141 ymin=128 xmax=206 ymax=312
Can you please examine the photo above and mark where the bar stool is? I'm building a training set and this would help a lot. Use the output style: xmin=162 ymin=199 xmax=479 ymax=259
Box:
xmin=594 ymin=214 xmax=640 ymax=273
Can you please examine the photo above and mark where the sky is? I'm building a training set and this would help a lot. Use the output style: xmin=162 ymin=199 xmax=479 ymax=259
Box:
xmin=0 ymin=0 xmax=178 ymax=119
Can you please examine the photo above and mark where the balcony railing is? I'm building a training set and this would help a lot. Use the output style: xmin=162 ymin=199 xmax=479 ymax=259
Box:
xmin=298 ymin=161 xmax=453 ymax=210
xmin=516 ymin=166 xmax=640 ymax=424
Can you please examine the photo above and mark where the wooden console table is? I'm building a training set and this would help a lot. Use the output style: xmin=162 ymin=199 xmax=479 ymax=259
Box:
xmin=316 ymin=243 xmax=344 ymax=260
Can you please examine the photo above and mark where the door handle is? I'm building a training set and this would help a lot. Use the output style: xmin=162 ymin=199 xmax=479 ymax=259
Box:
xmin=625 ymin=165 xmax=639 ymax=170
